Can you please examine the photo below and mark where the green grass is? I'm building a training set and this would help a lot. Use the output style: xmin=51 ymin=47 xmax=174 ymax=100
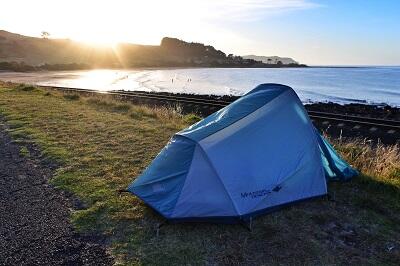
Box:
xmin=183 ymin=113 xmax=202 ymax=124
xmin=19 ymin=146 xmax=30 ymax=157
xmin=0 ymin=82 xmax=399 ymax=265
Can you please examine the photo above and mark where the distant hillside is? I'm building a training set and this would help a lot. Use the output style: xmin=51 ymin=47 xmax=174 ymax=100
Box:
xmin=242 ymin=55 xmax=299 ymax=65
xmin=0 ymin=30 xmax=306 ymax=70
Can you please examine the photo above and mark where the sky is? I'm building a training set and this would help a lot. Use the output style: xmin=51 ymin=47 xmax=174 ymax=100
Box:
xmin=1 ymin=0 xmax=399 ymax=65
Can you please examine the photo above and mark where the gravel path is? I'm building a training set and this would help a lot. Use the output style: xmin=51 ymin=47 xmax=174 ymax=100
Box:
xmin=0 ymin=121 xmax=113 ymax=265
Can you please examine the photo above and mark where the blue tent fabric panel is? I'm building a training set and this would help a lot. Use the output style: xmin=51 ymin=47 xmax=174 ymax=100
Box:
xmin=127 ymin=135 xmax=196 ymax=217
xmin=248 ymin=161 xmax=327 ymax=214
xmin=178 ymin=84 xmax=290 ymax=142
xmin=198 ymin=88 xmax=326 ymax=215
xmin=316 ymin=132 xmax=359 ymax=181
xmin=172 ymin=145 xmax=238 ymax=218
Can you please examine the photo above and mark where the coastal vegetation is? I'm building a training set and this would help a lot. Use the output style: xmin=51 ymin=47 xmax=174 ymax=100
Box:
xmin=0 ymin=30 xmax=306 ymax=71
xmin=0 ymin=82 xmax=398 ymax=265
xmin=0 ymin=61 xmax=90 ymax=72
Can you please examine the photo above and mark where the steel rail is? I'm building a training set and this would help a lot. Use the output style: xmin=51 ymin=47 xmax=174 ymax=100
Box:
xmin=308 ymin=115 xmax=400 ymax=130
xmin=307 ymin=111 xmax=400 ymax=127
xmin=41 ymin=85 xmax=400 ymax=131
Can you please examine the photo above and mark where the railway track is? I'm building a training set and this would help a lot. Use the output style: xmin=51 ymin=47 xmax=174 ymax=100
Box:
xmin=41 ymin=85 xmax=400 ymax=144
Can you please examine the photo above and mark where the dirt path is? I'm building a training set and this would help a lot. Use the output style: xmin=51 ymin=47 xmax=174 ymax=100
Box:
xmin=0 ymin=121 xmax=113 ymax=265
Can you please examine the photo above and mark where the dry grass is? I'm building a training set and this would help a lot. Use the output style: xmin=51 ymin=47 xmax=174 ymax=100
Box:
xmin=85 ymin=95 xmax=199 ymax=129
xmin=0 ymin=82 xmax=399 ymax=265
xmin=334 ymin=138 xmax=400 ymax=182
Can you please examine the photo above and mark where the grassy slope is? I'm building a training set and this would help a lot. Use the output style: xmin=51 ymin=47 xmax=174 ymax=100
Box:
xmin=0 ymin=83 xmax=399 ymax=265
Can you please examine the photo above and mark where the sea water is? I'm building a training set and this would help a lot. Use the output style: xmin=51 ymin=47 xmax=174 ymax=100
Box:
xmin=1 ymin=66 xmax=399 ymax=106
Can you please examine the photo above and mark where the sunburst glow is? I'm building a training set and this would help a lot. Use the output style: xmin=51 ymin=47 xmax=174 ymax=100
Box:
xmin=1 ymin=0 xmax=317 ymax=49
xmin=1 ymin=0 xmax=399 ymax=65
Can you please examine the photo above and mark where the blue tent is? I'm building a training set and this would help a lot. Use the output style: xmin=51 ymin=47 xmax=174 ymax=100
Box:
xmin=128 ymin=84 xmax=358 ymax=223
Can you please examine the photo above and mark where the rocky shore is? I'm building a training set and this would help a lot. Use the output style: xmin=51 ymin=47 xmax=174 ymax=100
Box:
xmin=116 ymin=90 xmax=400 ymax=144
xmin=120 ymin=90 xmax=400 ymax=121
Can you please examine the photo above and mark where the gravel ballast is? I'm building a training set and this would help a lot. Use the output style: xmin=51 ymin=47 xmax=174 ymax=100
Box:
xmin=0 ymin=120 xmax=113 ymax=265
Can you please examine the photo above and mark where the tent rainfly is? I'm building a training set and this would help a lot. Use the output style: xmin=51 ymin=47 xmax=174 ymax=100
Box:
xmin=127 ymin=83 xmax=358 ymax=223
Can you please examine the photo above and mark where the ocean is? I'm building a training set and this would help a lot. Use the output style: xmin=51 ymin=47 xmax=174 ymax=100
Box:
xmin=1 ymin=66 xmax=399 ymax=106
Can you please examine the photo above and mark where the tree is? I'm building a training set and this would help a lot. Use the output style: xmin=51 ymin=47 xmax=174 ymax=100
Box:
xmin=41 ymin=31 xmax=50 ymax=39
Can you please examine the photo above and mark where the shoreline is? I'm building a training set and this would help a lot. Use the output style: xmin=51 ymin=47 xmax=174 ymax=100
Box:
xmin=1 ymin=66 xmax=399 ymax=108
xmin=1 ymin=65 xmax=395 ymax=73
xmin=1 ymin=80 xmax=399 ymax=119
xmin=117 ymin=89 xmax=400 ymax=120
xmin=1 ymin=80 xmax=399 ymax=117
xmin=0 ymin=63 xmax=308 ymax=73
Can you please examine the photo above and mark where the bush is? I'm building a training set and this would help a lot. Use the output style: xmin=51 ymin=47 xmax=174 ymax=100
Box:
xmin=0 ymin=61 xmax=37 ymax=72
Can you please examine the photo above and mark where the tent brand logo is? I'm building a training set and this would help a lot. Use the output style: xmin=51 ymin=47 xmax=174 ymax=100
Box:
xmin=241 ymin=185 xmax=282 ymax=199
xmin=241 ymin=189 xmax=272 ymax=199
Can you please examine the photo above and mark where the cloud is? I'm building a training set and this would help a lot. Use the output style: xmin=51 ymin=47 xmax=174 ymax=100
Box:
xmin=191 ymin=0 xmax=320 ymax=21
xmin=1 ymin=0 xmax=320 ymax=47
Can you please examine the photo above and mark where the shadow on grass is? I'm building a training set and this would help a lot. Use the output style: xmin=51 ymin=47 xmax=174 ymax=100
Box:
xmin=351 ymin=174 xmax=399 ymax=221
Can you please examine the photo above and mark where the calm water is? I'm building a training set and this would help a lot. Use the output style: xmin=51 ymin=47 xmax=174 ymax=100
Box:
xmin=1 ymin=67 xmax=399 ymax=106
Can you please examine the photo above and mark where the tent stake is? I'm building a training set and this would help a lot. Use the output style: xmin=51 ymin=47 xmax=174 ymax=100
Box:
xmin=327 ymin=192 xmax=336 ymax=202
xmin=240 ymin=217 xmax=253 ymax=232
xmin=156 ymin=220 xmax=168 ymax=237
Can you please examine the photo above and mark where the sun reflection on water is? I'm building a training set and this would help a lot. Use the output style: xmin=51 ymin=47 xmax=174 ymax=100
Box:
xmin=68 ymin=70 xmax=126 ymax=91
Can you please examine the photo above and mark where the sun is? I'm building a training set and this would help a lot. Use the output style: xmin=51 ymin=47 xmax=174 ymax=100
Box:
xmin=74 ymin=34 xmax=119 ymax=47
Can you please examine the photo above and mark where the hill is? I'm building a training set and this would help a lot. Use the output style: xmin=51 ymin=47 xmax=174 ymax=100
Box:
xmin=242 ymin=55 xmax=299 ymax=65
xmin=0 ymin=30 xmax=306 ymax=70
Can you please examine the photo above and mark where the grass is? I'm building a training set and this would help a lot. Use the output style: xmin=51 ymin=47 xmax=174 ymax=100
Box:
xmin=19 ymin=146 xmax=30 ymax=157
xmin=0 ymin=82 xmax=399 ymax=265
xmin=63 ymin=94 xmax=80 ymax=101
